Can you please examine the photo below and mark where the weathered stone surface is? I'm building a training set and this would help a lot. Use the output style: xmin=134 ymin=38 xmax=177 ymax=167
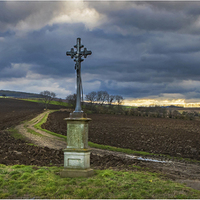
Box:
xmin=63 ymin=150 xmax=91 ymax=169
xmin=69 ymin=112 xmax=87 ymax=118
xmin=65 ymin=118 xmax=91 ymax=149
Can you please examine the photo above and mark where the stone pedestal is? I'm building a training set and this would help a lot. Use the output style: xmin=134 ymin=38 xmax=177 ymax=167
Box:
xmin=60 ymin=113 xmax=93 ymax=178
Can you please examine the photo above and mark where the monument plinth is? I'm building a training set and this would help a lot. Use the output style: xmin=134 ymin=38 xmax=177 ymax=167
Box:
xmin=60 ymin=38 xmax=93 ymax=178
xmin=60 ymin=117 xmax=93 ymax=178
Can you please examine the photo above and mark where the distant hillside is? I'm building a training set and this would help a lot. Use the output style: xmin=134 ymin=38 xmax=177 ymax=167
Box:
xmin=0 ymin=90 xmax=43 ymax=99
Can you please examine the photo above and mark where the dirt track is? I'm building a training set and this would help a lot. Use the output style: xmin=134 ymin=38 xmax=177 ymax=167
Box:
xmin=15 ymin=111 xmax=66 ymax=150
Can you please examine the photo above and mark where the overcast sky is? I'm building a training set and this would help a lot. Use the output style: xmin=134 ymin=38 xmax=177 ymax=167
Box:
xmin=1 ymin=1 xmax=200 ymax=105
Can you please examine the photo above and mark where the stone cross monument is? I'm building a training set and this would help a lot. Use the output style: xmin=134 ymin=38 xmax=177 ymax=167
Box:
xmin=66 ymin=38 xmax=92 ymax=116
xmin=60 ymin=38 xmax=93 ymax=178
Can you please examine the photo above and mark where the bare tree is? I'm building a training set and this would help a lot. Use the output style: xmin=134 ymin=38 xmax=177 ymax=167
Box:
xmin=115 ymin=95 xmax=124 ymax=105
xmin=85 ymin=91 xmax=97 ymax=104
xmin=108 ymin=95 xmax=115 ymax=105
xmin=97 ymin=91 xmax=109 ymax=106
xmin=40 ymin=90 xmax=56 ymax=109
xmin=66 ymin=94 xmax=76 ymax=108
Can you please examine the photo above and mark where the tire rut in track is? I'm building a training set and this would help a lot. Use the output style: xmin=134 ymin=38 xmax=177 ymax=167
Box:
xmin=15 ymin=111 xmax=66 ymax=150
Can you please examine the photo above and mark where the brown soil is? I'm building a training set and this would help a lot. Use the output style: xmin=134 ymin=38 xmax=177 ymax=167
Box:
xmin=0 ymin=98 xmax=68 ymax=166
xmin=1 ymin=99 xmax=200 ymax=191
xmin=0 ymin=130 xmax=64 ymax=166
xmin=42 ymin=111 xmax=200 ymax=161
xmin=0 ymin=98 xmax=65 ymax=130
xmin=0 ymin=98 xmax=43 ymax=130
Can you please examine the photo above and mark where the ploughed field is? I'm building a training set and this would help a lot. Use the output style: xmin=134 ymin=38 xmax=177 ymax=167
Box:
xmin=0 ymin=98 xmax=44 ymax=130
xmin=0 ymin=98 xmax=68 ymax=130
xmin=0 ymin=98 xmax=200 ymax=170
xmin=0 ymin=130 xmax=141 ymax=170
xmin=0 ymin=99 xmax=63 ymax=166
xmin=42 ymin=111 xmax=200 ymax=161
xmin=0 ymin=98 xmax=136 ymax=169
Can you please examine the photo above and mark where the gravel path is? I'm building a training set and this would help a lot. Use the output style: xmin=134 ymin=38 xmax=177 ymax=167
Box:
xmin=15 ymin=111 xmax=67 ymax=150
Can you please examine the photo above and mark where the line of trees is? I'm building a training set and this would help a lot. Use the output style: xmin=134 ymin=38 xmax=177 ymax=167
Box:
xmin=39 ymin=90 xmax=200 ymax=120
xmin=85 ymin=91 xmax=124 ymax=106
xmin=66 ymin=91 xmax=124 ymax=107
xmin=39 ymin=89 xmax=124 ymax=113
xmin=65 ymin=91 xmax=124 ymax=114
xmin=124 ymin=107 xmax=200 ymax=120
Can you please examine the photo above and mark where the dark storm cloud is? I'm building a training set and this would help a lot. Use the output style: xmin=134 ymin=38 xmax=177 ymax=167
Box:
xmin=0 ymin=23 xmax=89 ymax=79
xmin=0 ymin=2 xmax=31 ymax=31
xmin=105 ymin=7 xmax=193 ymax=32
xmin=0 ymin=2 xmax=64 ymax=32
xmin=1 ymin=1 xmax=200 ymax=100
xmin=97 ymin=77 xmax=200 ymax=99
xmin=98 ymin=80 xmax=167 ymax=98
xmin=91 ymin=2 xmax=200 ymax=34
xmin=148 ymin=33 xmax=200 ymax=54
xmin=145 ymin=2 xmax=200 ymax=15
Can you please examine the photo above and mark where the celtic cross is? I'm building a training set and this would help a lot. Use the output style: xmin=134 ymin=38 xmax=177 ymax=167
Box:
xmin=66 ymin=38 xmax=92 ymax=114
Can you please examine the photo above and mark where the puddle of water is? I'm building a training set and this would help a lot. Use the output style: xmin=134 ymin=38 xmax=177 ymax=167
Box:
xmin=126 ymin=155 xmax=172 ymax=163
xmin=137 ymin=157 xmax=172 ymax=163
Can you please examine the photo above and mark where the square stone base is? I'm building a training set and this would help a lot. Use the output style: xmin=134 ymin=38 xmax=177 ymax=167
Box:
xmin=60 ymin=168 xmax=94 ymax=178
xmin=64 ymin=150 xmax=90 ymax=169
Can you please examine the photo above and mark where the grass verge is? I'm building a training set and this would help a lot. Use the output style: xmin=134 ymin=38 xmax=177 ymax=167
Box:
xmin=26 ymin=143 xmax=38 ymax=147
xmin=88 ymin=142 xmax=155 ymax=156
xmin=18 ymin=98 xmax=70 ymax=107
xmin=33 ymin=111 xmax=66 ymax=140
xmin=8 ymin=127 xmax=38 ymax=147
xmin=0 ymin=164 xmax=199 ymax=199
xmin=88 ymin=141 xmax=200 ymax=164
xmin=8 ymin=128 xmax=26 ymax=141
xmin=25 ymin=126 xmax=45 ymax=137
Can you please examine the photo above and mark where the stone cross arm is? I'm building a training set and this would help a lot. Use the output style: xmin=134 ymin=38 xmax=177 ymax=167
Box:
xmin=66 ymin=48 xmax=77 ymax=59
xmin=81 ymin=48 xmax=92 ymax=58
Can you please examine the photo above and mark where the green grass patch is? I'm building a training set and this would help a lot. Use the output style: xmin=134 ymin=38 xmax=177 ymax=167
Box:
xmin=8 ymin=128 xmax=26 ymax=141
xmin=88 ymin=142 xmax=154 ymax=156
xmin=8 ymin=127 xmax=38 ymax=146
xmin=29 ymin=116 xmax=41 ymax=124
xmin=27 ymin=143 xmax=38 ymax=147
xmin=0 ymin=165 xmax=199 ymax=199
xmin=19 ymin=98 xmax=70 ymax=107
xmin=123 ymin=105 xmax=138 ymax=109
xmin=33 ymin=111 xmax=66 ymax=140
xmin=25 ymin=126 xmax=44 ymax=137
